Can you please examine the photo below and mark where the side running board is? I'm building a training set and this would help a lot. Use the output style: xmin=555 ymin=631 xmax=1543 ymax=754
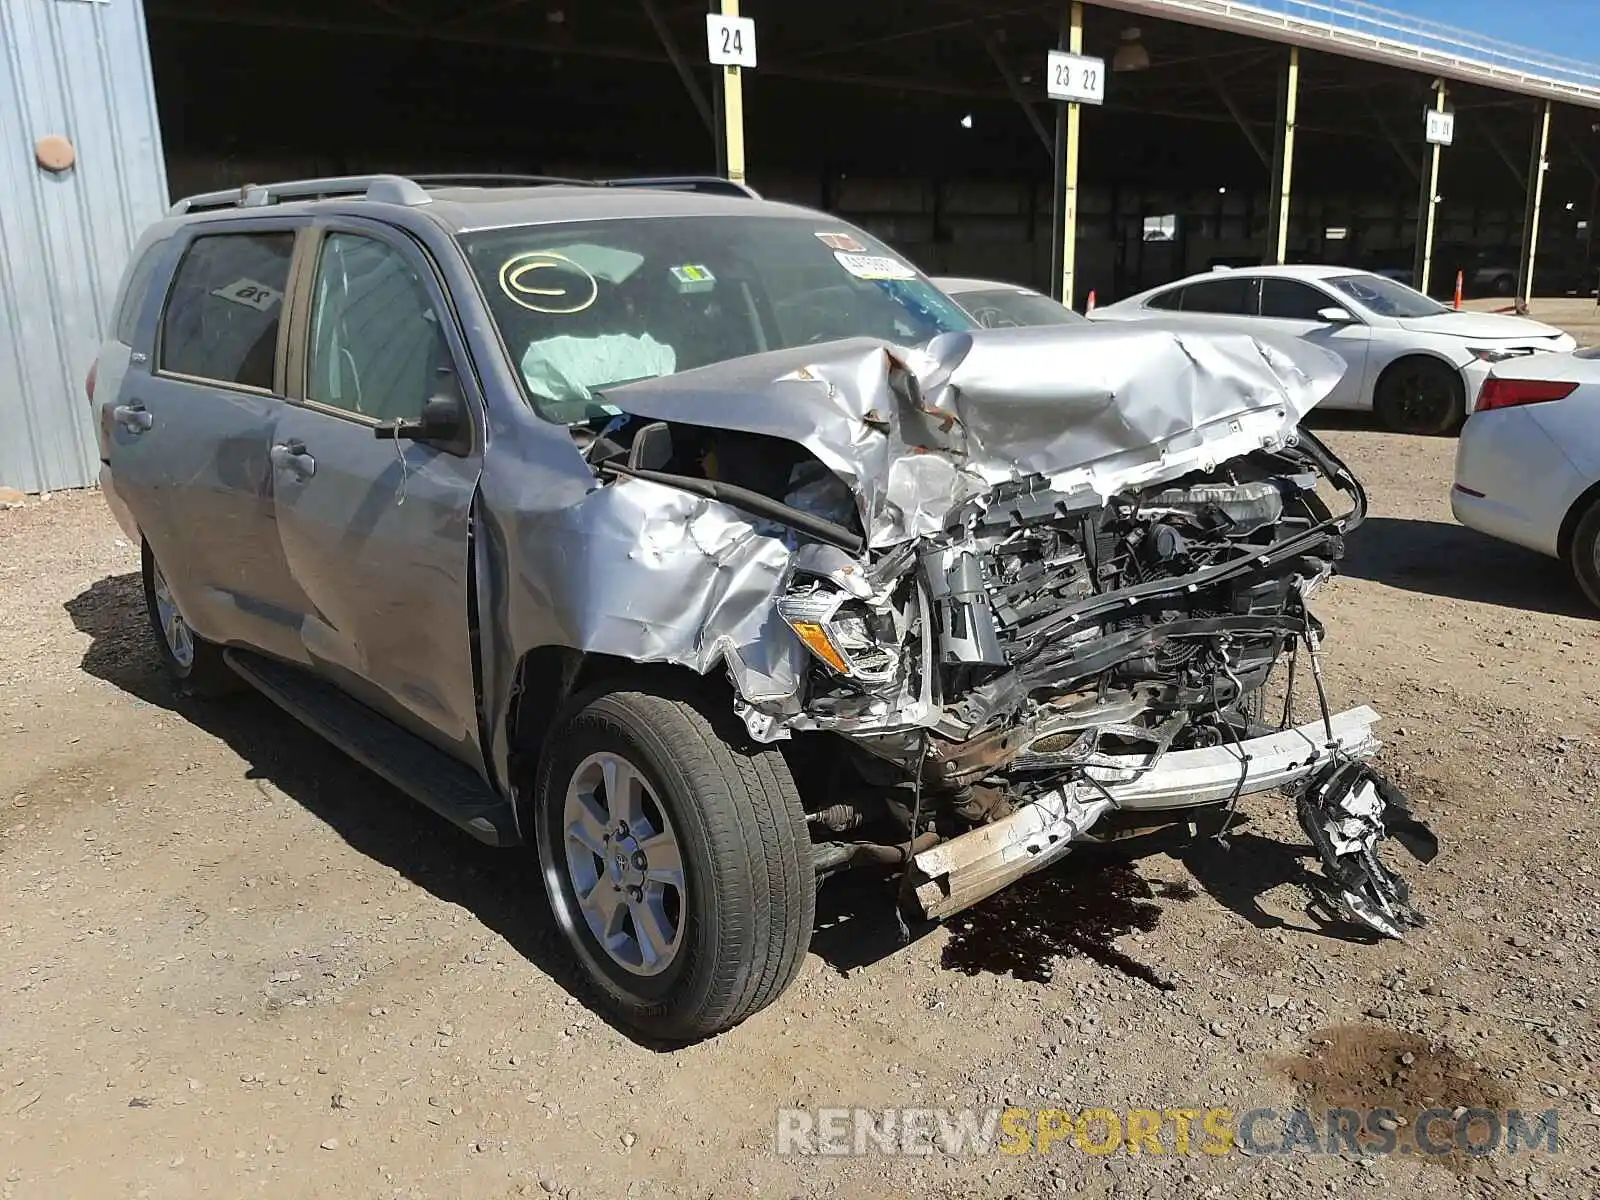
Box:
xmin=224 ymin=649 xmax=517 ymax=847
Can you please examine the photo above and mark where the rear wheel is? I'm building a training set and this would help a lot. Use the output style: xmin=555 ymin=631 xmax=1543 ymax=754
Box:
xmin=1373 ymin=357 xmax=1465 ymax=436
xmin=141 ymin=540 xmax=238 ymax=697
xmin=534 ymin=684 xmax=814 ymax=1042
xmin=1567 ymin=499 xmax=1600 ymax=611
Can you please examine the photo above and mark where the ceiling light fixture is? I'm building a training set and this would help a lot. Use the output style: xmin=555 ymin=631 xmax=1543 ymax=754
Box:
xmin=1113 ymin=27 xmax=1150 ymax=73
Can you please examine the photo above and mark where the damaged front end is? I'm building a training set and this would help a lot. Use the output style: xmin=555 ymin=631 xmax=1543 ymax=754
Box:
xmin=592 ymin=324 xmax=1437 ymax=938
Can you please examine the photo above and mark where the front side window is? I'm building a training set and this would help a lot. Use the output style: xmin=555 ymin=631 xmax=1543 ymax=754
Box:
xmin=458 ymin=215 xmax=971 ymax=423
xmin=1325 ymin=272 xmax=1446 ymax=318
xmin=159 ymin=232 xmax=294 ymax=390
xmin=306 ymin=233 xmax=449 ymax=422
xmin=1260 ymin=278 xmax=1335 ymax=321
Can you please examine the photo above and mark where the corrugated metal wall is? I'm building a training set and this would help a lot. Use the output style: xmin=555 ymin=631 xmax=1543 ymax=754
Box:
xmin=0 ymin=0 xmax=168 ymax=494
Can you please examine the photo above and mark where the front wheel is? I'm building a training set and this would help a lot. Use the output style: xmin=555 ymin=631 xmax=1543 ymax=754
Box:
xmin=1373 ymin=357 xmax=1465 ymax=436
xmin=534 ymin=685 xmax=814 ymax=1042
xmin=1567 ymin=498 xmax=1600 ymax=612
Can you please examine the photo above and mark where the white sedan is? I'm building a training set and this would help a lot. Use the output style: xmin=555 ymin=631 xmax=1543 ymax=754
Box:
xmin=1090 ymin=266 xmax=1575 ymax=435
xmin=1452 ymin=347 xmax=1600 ymax=608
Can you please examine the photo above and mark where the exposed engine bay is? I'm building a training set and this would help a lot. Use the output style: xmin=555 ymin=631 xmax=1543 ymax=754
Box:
xmin=574 ymin=324 xmax=1438 ymax=938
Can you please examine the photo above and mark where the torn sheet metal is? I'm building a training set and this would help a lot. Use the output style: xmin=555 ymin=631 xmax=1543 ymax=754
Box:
xmin=1297 ymin=760 xmax=1439 ymax=939
xmin=605 ymin=324 xmax=1343 ymax=548
xmin=507 ymin=473 xmax=806 ymax=707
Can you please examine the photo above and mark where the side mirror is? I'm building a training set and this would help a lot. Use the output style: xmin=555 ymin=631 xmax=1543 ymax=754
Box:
xmin=374 ymin=392 xmax=467 ymax=449
xmin=1317 ymin=305 xmax=1356 ymax=324
xmin=627 ymin=421 xmax=674 ymax=472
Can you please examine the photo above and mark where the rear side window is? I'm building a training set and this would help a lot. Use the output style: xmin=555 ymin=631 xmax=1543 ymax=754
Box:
xmin=1179 ymin=277 xmax=1255 ymax=314
xmin=113 ymin=242 xmax=166 ymax=344
xmin=1145 ymin=287 xmax=1182 ymax=311
xmin=159 ymin=232 xmax=294 ymax=391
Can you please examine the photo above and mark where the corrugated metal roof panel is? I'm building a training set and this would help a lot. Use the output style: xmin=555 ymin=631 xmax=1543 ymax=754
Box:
xmin=1098 ymin=0 xmax=1600 ymax=108
xmin=0 ymin=0 xmax=169 ymax=494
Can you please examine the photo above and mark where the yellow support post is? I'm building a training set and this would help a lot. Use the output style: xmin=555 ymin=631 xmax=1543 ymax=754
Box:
xmin=721 ymin=0 xmax=746 ymax=184
xmin=1418 ymin=81 xmax=1447 ymax=296
xmin=1273 ymin=47 xmax=1299 ymax=266
xmin=1060 ymin=2 xmax=1084 ymax=309
xmin=1520 ymin=100 xmax=1552 ymax=309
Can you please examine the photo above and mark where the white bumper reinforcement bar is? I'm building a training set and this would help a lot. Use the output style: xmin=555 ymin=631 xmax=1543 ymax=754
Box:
xmin=913 ymin=706 xmax=1381 ymax=920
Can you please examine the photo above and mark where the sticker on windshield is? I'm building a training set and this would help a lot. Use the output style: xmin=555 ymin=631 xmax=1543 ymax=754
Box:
xmin=815 ymin=231 xmax=866 ymax=253
xmin=834 ymin=251 xmax=916 ymax=281
xmin=669 ymin=263 xmax=716 ymax=294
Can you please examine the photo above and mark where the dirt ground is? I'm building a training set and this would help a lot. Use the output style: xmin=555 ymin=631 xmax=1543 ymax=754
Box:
xmin=5 ymin=403 xmax=1600 ymax=1198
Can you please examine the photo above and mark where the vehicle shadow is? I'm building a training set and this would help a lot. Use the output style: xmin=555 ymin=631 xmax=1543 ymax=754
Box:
xmin=64 ymin=571 xmax=662 ymax=1047
xmin=1341 ymin=516 xmax=1592 ymax=617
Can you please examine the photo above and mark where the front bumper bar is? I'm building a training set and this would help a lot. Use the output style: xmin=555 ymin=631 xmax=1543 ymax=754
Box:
xmin=912 ymin=705 xmax=1381 ymax=919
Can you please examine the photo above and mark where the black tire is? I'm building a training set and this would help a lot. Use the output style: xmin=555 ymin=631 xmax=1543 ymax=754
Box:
xmin=1373 ymin=357 xmax=1465 ymax=436
xmin=534 ymin=684 xmax=814 ymax=1042
xmin=1567 ymin=499 xmax=1600 ymax=612
xmin=1491 ymin=273 xmax=1515 ymax=297
xmin=141 ymin=540 xmax=239 ymax=697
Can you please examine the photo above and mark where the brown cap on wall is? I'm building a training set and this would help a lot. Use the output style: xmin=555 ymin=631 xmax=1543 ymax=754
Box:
xmin=35 ymin=134 xmax=76 ymax=173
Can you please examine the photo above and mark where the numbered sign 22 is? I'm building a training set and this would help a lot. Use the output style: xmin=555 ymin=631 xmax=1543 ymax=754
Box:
xmin=1424 ymin=109 xmax=1455 ymax=146
xmin=707 ymin=14 xmax=757 ymax=68
xmin=1046 ymin=50 xmax=1106 ymax=106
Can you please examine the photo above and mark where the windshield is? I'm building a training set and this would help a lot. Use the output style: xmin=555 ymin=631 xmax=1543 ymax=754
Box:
xmin=459 ymin=216 xmax=971 ymax=422
xmin=1325 ymin=273 xmax=1447 ymax=318
xmin=952 ymin=287 xmax=1085 ymax=329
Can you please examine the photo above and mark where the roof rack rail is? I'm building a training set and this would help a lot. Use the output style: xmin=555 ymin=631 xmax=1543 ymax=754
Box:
xmin=168 ymin=172 xmax=762 ymax=215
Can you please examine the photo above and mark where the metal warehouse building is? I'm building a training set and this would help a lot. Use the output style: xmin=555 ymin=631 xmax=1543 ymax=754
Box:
xmin=4 ymin=0 xmax=1600 ymax=494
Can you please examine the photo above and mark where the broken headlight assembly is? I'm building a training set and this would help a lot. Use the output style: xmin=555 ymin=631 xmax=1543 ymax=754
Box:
xmin=778 ymin=582 xmax=904 ymax=684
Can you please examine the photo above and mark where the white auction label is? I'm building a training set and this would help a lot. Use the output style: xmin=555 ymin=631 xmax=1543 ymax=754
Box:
xmin=1046 ymin=50 xmax=1105 ymax=105
xmin=707 ymin=14 xmax=757 ymax=68
xmin=1425 ymin=109 xmax=1455 ymax=146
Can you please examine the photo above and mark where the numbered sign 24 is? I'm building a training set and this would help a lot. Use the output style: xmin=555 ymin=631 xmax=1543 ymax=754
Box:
xmin=707 ymin=14 xmax=757 ymax=69
xmin=1046 ymin=50 xmax=1106 ymax=106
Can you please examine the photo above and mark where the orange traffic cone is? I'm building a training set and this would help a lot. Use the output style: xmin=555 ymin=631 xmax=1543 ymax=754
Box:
xmin=1085 ymin=289 xmax=1097 ymax=314
xmin=1453 ymin=270 xmax=1464 ymax=310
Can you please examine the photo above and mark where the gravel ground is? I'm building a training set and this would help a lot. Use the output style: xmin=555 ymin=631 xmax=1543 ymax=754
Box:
xmin=2 ymin=419 xmax=1599 ymax=1199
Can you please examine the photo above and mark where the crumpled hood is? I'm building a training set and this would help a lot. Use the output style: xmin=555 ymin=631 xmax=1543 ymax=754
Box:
xmin=1395 ymin=310 xmax=1568 ymax=341
xmin=605 ymin=323 xmax=1343 ymax=548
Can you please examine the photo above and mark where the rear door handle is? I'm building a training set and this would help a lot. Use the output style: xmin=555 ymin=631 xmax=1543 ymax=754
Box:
xmin=113 ymin=402 xmax=154 ymax=434
xmin=270 ymin=439 xmax=317 ymax=479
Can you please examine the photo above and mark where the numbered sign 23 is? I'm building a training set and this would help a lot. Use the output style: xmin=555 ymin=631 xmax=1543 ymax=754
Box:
xmin=706 ymin=14 xmax=757 ymax=68
xmin=1046 ymin=50 xmax=1106 ymax=105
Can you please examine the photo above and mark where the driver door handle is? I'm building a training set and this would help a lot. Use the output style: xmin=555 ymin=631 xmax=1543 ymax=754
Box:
xmin=270 ymin=439 xmax=316 ymax=479
xmin=113 ymin=402 xmax=154 ymax=434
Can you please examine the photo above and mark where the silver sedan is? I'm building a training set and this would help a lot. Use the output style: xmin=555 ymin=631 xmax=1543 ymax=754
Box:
xmin=932 ymin=276 xmax=1087 ymax=329
xmin=1090 ymin=265 xmax=1574 ymax=435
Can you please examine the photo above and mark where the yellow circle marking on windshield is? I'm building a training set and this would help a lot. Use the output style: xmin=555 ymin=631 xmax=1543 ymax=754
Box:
xmin=498 ymin=251 xmax=599 ymax=314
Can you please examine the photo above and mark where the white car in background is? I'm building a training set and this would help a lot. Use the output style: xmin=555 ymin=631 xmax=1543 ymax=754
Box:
xmin=932 ymin=276 xmax=1087 ymax=328
xmin=1452 ymin=347 xmax=1600 ymax=609
xmin=1090 ymin=266 xmax=1575 ymax=435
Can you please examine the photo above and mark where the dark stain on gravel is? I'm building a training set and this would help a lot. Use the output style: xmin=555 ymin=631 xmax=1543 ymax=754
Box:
xmin=1279 ymin=1025 xmax=1526 ymax=1174
xmin=941 ymin=859 xmax=1194 ymax=988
